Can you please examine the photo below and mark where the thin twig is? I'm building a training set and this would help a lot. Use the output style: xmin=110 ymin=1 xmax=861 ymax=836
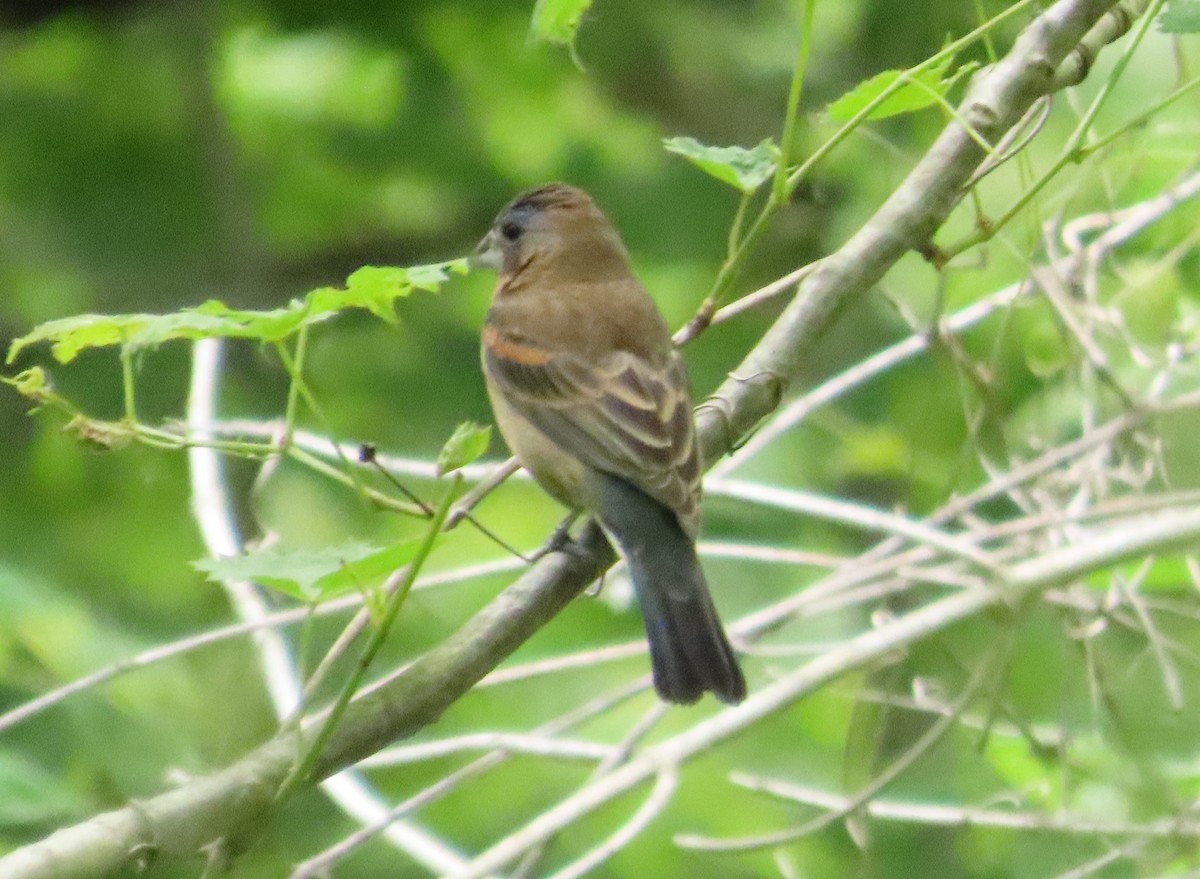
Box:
xmin=710 ymin=777 xmax=1200 ymax=838
xmin=446 ymin=457 xmax=524 ymax=528
xmin=1113 ymin=556 xmax=1185 ymax=710
xmin=0 ymin=555 xmax=527 ymax=736
xmin=543 ymin=770 xmax=678 ymax=879
xmin=188 ymin=339 xmax=467 ymax=874
xmin=676 ymin=652 xmax=995 ymax=852
xmin=359 ymin=734 xmax=615 ymax=767
xmin=290 ymin=679 xmax=649 ymax=878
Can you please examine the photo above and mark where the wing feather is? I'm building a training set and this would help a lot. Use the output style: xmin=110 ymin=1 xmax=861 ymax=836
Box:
xmin=484 ymin=332 xmax=701 ymax=532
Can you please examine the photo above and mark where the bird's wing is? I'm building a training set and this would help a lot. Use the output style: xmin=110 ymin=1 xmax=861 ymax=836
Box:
xmin=483 ymin=326 xmax=702 ymax=532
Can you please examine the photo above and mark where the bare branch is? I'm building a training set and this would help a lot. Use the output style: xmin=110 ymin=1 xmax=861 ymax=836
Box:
xmin=718 ymin=776 xmax=1200 ymax=837
xmin=0 ymin=2 xmax=1154 ymax=876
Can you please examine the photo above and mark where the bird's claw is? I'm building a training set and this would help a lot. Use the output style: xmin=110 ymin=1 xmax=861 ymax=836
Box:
xmin=528 ymin=511 xmax=583 ymax=563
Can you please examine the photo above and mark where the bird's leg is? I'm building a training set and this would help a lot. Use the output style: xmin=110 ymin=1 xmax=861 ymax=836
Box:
xmin=528 ymin=516 xmax=617 ymax=598
xmin=572 ymin=519 xmax=614 ymax=596
xmin=528 ymin=510 xmax=582 ymax=562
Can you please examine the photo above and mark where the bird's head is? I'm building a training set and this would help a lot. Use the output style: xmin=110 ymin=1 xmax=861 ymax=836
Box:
xmin=472 ymin=183 xmax=631 ymax=280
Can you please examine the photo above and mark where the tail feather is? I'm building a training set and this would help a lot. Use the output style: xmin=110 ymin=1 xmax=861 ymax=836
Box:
xmin=599 ymin=476 xmax=746 ymax=705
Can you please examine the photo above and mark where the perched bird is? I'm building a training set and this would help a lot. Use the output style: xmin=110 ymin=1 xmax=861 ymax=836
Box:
xmin=474 ymin=183 xmax=746 ymax=705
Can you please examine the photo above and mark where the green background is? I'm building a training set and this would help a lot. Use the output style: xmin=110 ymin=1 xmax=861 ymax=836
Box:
xmin=2 ymin=1 xmax=1200 ymax=877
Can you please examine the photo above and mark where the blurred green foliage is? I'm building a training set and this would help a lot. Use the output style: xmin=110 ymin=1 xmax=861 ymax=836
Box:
xmin=2 ymin=1 xmax=1200 ymax=877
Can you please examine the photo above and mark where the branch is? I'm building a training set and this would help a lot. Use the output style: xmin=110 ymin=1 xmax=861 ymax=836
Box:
xmin=443 ymin=501 xmax=1200 ymax=878
xmin=715 ymin=776 xmax=1200 ymax=838
xmin=189 ymin=338 xmax=469 ymax=872
xmin=0 ymin=526 xmax=614 ymax=879
xmin=694 ymin=0 xmax=1127 ymax=462
xmin=0 ymin=0 xmax=1138 ymax=875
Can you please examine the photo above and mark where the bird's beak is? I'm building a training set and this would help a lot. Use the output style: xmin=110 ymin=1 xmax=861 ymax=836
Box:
xmin=469 ymin=230 xmax=502 ymax=271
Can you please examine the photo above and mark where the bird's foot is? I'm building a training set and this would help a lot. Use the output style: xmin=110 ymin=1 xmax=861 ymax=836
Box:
xmin=528 ymin=511 xmax=582 ymax=563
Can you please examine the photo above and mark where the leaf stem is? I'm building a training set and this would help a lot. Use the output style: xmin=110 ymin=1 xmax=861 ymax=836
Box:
xmin=773 ymin=0 xmax=815 ymax=203
xmin=283 ymin=325 xmax=309 ymax=444
xmin=119 ymin=345 xmax=137 ymax=424
xmin=707 ymin=0 xmax=1038 ymax=310
xmin=276 ymin=474 xmax=460 ymax=801
xmin=726 ymin=189 xmax=753 ymax=258
xmin=1077 ymin=69 xmax=1200 ymax=159
xmin=275 ymin=339 xmax=372 ymax=501
xmin=943 ymin=0 xmax=1166 ymax=260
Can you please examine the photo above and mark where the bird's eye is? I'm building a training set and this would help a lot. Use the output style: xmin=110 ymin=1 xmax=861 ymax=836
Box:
xmin=500 ymin=221 xmax=523 ymax=241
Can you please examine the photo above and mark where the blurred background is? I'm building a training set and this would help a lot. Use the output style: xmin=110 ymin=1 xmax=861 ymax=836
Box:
xmin=2 ymin=1 xmax=1199 ymax=877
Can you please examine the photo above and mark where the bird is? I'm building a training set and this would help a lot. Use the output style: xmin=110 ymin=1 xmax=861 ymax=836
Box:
xmin=473 ymin=183 xmax=746 ymax=705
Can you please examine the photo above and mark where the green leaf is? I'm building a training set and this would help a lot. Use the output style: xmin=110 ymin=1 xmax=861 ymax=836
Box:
xmin=530 ymin=0 xmax=594 ymax=53
xmin=313 ymin=538 xmax=434 ymax=599
xmin=826 ymin=55 xmax=978 ymax=122
xmin=1 ymin=367 xmax=59 ymax=408
xmin=192 ymin=539 xmax=428 ymax=602
xmin=337 ymin=260 xmax=470 ymax=324
xmin=6 ymin=259 xmax=469 ymax=365
xmin=437 ymin=421 xmax=492 ymax=476
xmin=662 ymin=137 xmax=780 ymax=192
xmin=1160 ymin=0 xmax=1200 ymax=33
xmin=7 ymin=313 xmax=153 ymax=365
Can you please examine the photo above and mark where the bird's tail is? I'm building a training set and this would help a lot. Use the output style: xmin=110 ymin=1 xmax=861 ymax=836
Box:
xmin=599 ymin=476 xmax=746 ymax=705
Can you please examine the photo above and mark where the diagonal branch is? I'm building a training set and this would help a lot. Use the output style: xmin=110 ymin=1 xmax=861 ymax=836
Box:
xmin=446 ymin=502 xmax=1200 ymax=879
xmin=695 ymin=0 xmax=1133 ymax=461
xmin=0 ymin=1 xmax=1139 ymax=876
xmin=0 ymin=524 xmax=615 ymax=879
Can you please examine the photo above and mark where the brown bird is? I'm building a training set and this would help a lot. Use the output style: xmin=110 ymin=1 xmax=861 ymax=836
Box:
xmin=474 ymin=183 xmax=746 ymax=705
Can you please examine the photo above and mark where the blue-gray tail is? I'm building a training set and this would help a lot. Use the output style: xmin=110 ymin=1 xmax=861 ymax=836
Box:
xmin=599 ymin=476 xmax=746 ymax=705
